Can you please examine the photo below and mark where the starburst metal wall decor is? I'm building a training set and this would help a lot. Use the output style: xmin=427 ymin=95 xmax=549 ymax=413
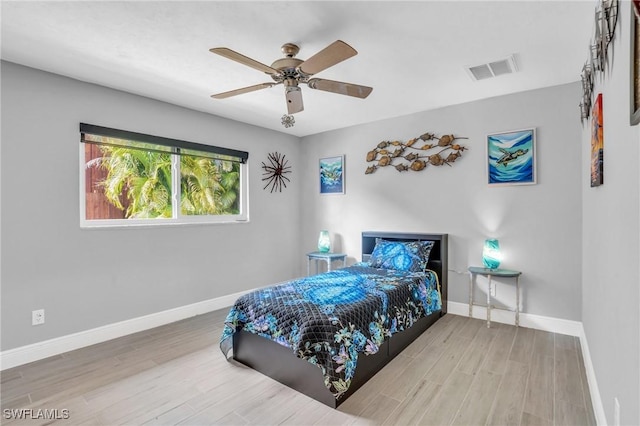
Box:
xmin=364 ymin=132 xmax=467 ymax=174
xmin=261 ymin=152 xmax=292 ymax=192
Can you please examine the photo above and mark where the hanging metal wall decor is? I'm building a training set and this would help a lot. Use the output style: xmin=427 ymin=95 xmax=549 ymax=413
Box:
xmin=261 ymin=152 xmax=291 ymax=192
xmin=579 ymin=0 xmax=619 ymax=123
xmin=580 ymin=62 xmax=594 ymax=122
xmin=364 ymin=132 xmax=467 ymax=174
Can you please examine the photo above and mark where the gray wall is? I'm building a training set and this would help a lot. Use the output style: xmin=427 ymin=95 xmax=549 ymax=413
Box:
xmin=299 ymin=83 xmax=583 ymax=321
xmin=0 ymin=61 xmax=302 ymax=350
xmin=581 ymin=4 xmax=640 ymax=425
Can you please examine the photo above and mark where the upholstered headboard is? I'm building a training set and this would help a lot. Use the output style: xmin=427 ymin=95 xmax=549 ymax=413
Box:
xmin=361 ymin=231 xmax=448 ymax=314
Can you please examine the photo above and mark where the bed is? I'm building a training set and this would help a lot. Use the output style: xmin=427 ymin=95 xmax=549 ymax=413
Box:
xmin=220 ymin=231 xmax=448 ymax=408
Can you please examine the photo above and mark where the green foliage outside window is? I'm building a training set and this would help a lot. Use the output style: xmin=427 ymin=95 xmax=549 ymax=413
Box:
xmin=180 ymin=154 xmax=239 ymax=215
xmin=92 ymin=145 xmax=240 ymax=218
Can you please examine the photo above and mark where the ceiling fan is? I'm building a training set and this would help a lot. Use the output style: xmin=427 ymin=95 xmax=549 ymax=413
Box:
xmin=209 ymin=40 xmax=373 ymax=115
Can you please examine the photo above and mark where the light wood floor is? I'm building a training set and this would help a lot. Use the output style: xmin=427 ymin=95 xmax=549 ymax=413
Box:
xmin=1 ymin=310 xmax=596 ymax=426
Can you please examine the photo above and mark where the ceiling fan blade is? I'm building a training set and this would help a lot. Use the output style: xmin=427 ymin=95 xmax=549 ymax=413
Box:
xmin=211 ymin=82 xmax=276 ymax=99
xmin=298 ymin=40 xmax=357 ymax=76
xmin=210 ymin=47 xmax=281 ymax=75
xmin=307 ymin=78 xmax=373 ymax=99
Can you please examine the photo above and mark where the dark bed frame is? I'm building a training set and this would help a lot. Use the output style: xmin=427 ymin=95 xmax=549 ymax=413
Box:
xmin=232 ymin=232 xmax=448 ymax=408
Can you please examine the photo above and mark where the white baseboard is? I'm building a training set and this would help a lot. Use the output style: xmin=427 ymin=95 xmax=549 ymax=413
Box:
xmin=447 ymin=301 xmax=583 ymax=336
xmin=448 ymin=301 xmax=605 ymax=425
xmin=0 ymin=288 xmax=257 ymax=371
xmin=579 ymin=325 xmax=607 ymax=426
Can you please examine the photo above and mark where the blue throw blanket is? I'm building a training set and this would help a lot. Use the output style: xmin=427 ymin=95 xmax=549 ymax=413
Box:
xmin=220 ymin=265 xmax=441 ymax=399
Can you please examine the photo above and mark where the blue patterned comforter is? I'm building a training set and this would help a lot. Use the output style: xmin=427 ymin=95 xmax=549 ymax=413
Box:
xmin=220 ymin=265 xmax=441 ymax=399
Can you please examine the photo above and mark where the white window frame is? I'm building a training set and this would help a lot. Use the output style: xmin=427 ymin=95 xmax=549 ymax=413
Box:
xmin=79 ymin=129 xmax=249 ymax=229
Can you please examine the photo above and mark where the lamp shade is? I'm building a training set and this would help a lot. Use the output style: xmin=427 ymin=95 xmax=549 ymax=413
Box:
xmin=482 ymin=239 xmax=501 ymax=269
xmin=318 ymin=230 xmax=331 ymax=253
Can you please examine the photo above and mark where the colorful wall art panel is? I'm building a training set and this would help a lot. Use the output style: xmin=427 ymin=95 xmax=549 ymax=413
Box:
xmin=487 ymin=128 xmax=536 ymax=186
xmin=319 ymin=155 xmax=345 ymax=194
xmin=591 ymin=93 xmax=604 ymax=187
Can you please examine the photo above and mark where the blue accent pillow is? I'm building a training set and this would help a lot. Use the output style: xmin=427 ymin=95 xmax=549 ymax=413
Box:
xmin=368 ymin=239 xmax=435 ymax=272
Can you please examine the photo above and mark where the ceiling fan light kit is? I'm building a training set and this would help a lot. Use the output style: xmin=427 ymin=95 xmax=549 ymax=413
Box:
xmin=210 ymin=40 xmax=373 ymax=121
xmin=285 ymin=85 xmax=303 ymax=114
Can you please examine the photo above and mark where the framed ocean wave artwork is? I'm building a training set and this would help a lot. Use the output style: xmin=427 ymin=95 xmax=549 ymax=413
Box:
xmin=320 ymin=155 xmax=345 ymax=194
xmin=487 ymin=128 xmax=536 ymax=186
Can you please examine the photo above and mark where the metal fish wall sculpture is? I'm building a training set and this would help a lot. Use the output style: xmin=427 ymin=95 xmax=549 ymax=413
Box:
xmin=365 ymin=132 xmax=468 ymax=174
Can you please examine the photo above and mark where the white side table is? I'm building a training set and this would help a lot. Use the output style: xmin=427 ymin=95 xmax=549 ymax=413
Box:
xmin=306 ymin=252 xmax=347 ymax=276
xmin=468 ymin=266 xmax=522 ymax=328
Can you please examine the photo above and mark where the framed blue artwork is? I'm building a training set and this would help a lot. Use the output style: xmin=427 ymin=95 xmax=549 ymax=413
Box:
xmin=319 ymin=155 xmax=345 ymax=194
xmin=487 ymin=128 xmax=536 ymax=186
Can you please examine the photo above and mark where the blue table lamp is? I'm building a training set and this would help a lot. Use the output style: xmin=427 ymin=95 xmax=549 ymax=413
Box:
xmin=318 ymin=230 xmax=331 ymax=253
xmin=483 ymin=239 xmax=501 ymax=269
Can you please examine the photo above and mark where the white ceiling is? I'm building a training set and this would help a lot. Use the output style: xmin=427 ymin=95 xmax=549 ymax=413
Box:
xmin=1 ymin=1 xmax=595 ymax=137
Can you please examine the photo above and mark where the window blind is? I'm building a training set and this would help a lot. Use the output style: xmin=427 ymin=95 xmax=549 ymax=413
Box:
xmin=80 ymin=123 xmax=249 ymax=163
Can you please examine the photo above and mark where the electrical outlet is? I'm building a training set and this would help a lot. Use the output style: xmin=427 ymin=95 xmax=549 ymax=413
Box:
xmin=614 ymin=397 xmax=620 ymax=426
xmin=32 ymin=309 xmax=45 ymax=326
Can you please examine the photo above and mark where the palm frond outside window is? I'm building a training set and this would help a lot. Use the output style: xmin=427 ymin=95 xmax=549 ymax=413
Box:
xmin=81 ymin=124 xmax=248 ymax=227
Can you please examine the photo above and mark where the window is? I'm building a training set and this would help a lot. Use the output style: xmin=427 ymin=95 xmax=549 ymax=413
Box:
xmin=80 ymin=123 xmax=248 ymax=227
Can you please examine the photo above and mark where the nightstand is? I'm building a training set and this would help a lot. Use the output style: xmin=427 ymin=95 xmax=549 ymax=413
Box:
xmin=306 ymin=252 xmax=347 ymax=276
xmin=468 ymin=266 xmax=522 ymax=328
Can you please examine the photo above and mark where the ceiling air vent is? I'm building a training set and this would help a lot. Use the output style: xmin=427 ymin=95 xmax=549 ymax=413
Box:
xmin=466 ymin=55 xmax=518 ymax=81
